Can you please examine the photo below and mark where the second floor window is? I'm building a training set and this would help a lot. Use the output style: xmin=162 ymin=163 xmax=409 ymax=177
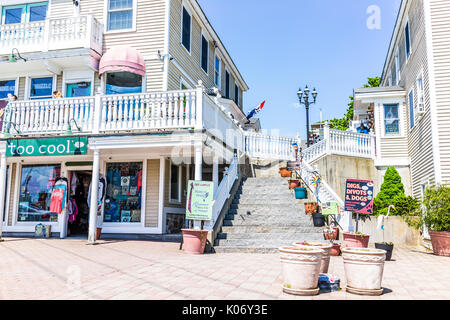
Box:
xmin=107 ymin=0 xmax=134 ymax=31
xmin=384 ymin=104 xmax=400 ymax=136
xmin=405 ymin=21 xmax=411 ymax=60
xmin=30 ymin=77 xmax=53 ymax=100
xmin=417 ymin=76 xmax=424 ymax=112
xmin=201 ymin=35 xmax=208 ymax=73
xmin=181 ymin=6 xmax=191 ymax=52
xmin=2 ymin=2 xmax=48 ymax=24
xmin=214 ymin=55 xmax=221 ymax=88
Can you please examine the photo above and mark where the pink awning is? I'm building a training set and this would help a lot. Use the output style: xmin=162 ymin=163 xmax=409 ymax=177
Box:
xmin=99 ymin=46 xmax=146 ymax=77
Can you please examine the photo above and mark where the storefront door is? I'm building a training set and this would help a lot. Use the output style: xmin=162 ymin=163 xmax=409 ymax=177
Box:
xmin=67 ymin=170 xmax=92 ymax=238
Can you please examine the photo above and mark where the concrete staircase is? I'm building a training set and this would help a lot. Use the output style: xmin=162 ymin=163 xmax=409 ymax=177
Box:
xmin=214 ymin=177 xmax=325 ymax=253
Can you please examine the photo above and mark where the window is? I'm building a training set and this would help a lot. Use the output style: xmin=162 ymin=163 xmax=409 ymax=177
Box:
xmin=104 ymin=162 xmax=143 ymax=223
xmin=225 ymin=70 xmax=230 ymax=99
xmin=30 ymin=77 xmax=53 ymax=100
xmin=409 ymin=89 xmax=415 ymax=129
xmin=234 ymin=83 xmax=239 ymax=106
xmin=384 ymin=104 xmax=400 ymax=135
xmin=2 ymin=166 xmax=9 ymax=222
xmin=66 ymin=82 xmax=92 ymax=97
xmin=107 ymin=0 xmax=134 ymax=31
xmin=170 ymin=164 xmax=181 ymax=203
xmin=201 ymin=34 xmax=209 ymax=73
xmin=395 ymin=48 xmax=400 ymax=84
xmin=0 ymin=80 xmax=15 ymax=99
xmin=18 ymin=164 xmax=60 ymax=222
xmin=181 ymin=6 xmax=191 ymax=53
xmin=106 ymin=72 xmax=142 ymax=95
xmin=1 ymin=2 xmax=48 ymax=24
xmin=405 ymin=21 xmax=411 ymax=60
xmin=214 ymin=55 xmax=221 ymax=88
xmin=416 ymin=75 xmax=424 ymax=113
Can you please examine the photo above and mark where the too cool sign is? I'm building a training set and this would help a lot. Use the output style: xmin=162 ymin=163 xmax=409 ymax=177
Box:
xmin=6 ymin=137 xmax=88 ymax=157
xmin=344 ymin=179 xmax=374 ymax=215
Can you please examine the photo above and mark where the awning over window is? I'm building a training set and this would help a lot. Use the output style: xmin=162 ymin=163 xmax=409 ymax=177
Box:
xmin=99 ymin=46 xmax=146 ymax=77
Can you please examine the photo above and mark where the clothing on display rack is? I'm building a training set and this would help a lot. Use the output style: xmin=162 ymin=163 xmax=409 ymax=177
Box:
xmin=49 ymin=177 xmax=68 ymax=214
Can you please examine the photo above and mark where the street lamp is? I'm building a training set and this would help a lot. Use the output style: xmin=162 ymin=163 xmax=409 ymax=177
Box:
xmin=297 ymin=85 xmax=318 ymax=147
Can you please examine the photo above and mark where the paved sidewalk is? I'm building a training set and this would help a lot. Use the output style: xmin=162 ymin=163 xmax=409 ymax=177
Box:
xmin=0 ymin=238 xmax=449 ymax=300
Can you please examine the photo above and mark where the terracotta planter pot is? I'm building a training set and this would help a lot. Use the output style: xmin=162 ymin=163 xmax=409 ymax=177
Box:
xmin=429 ymin=231 xmax=450 ymax=257
xmin=343 ymin=232 xmax=370 ymax=248
xmin=304 ymin=202 xmax=318 ymax=215
xmin=330 ymin=243 xmax=341 ymax=256
xmin=293 ymin=242 xmax=333 ymax=274
xmin=279 ymin=167 xmax=292 ymax=178
xmin=280 ymin=246 xmax=323 ymax=296
xmin=181 ymin=229 xmax=208 ymax=254
xmin=96 ymin=228 xmax=102 ymax=240
xmin=288 ymin=179 xmax=300 ymax=190
xmin=324 ymin=227 xmax=339 ymax=241
xmin=342 ymin=248 xmax=386 ymax=295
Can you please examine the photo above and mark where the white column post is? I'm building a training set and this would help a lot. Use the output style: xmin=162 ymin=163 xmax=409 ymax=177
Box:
xmin=212 ymin=156 xmax=219 ymax=194
xmin=88 ymin=149 xmax=100 ymax=244
xmin=93 ymin=91 xmax=102 ymax=134
xmin=193 ymin=142 xmax=203 ymax=230
xmin=324 ymin=122 xmax=331 ymax=155
xmin=158 ymin=157 xmax=165 ymax=234
xmin=0 ymin=152 xmax=7 ymax=241
xmin=195 ymin=81 xmax=204 ymax=131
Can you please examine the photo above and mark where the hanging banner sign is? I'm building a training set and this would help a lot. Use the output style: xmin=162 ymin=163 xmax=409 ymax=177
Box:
xmin=344 ymin=179 xmax=374 ymax=214
xmin=321 ymin=201 xmax=340 ymax=216
xmin=186 ymin=180 xmax=214 ymax=221
xmin=6 ymin=137 xmax=88 ymax=157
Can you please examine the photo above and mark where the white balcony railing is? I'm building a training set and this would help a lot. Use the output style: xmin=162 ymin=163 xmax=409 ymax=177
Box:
xmin=0 ymin=14 xmax=103 ymax=55
xmin=244 ymin=132 xmax=299 ymax=161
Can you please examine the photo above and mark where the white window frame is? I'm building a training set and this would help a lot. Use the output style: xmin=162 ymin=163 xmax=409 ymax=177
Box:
xmin=200 ymin=30 xmax=209 ymax=75
xmin=404 ymin=18 xmax=411 ymax=62
xmin=62 ymin=69 xmax=95 ymax=97
xmin=169 ymin=163 xmax=182 ymax=204
xmin=180 ymin=1 xmax=192 ymax=55
xmin=382 ymin=103 xmax=403 ymax=137
xmin=104 ymin=0 xmax=137 ymax=34
xmin=408 ymin=88 xmax=415 ymax=131
xmin=395 ymin=47 xmax=400 ymax=85
xmin=416 ymin=71 xmax=425 ymax=115
xmin=214 ymin=52 xmax=221 ymax=89
xmin=0 ymin=76 xmax=19 ymax=98
xmin=25 ymin=74 xmax=57 ymax=100
xmin=101 ymin=159 xmax=147 ymax=228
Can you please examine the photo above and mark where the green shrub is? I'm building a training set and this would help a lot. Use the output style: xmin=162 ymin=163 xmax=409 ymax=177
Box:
xmin=406 ymin=185 xmax=450 ymax=232
xmin=373 ymin=166 xmax=420 ymax=216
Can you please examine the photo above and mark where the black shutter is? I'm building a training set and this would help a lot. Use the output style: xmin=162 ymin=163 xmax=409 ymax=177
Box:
xmin=182 ymin=8 xmax=191 ymax=51
xmin=225 ymin=71 xmax=230 ymax=98
xmin=201 ymin=36 xmax=208 ymax=72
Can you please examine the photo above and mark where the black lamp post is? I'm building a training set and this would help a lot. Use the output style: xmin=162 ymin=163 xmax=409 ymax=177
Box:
xmin=297 ymin=86 xmax=318 ymax=147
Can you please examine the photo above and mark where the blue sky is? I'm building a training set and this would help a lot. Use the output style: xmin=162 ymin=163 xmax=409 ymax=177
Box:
xmin=197 ymin=0 xmax=401 ymax=138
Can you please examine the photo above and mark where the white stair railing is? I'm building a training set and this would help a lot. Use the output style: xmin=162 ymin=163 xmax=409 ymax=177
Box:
xmin=204 ymin=154 xmax=239 ymax=230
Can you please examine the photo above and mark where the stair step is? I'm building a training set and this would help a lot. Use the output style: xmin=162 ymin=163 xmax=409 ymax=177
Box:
xmin=229 ymin=204 xmax=303 ymax=212
xmin=215 ymin=236 xmax=325 ymax=247
xmin=213 ymin=247 xmax=282 ymax=254
xmin=222 ymin=220 xmax=315 ymax=227
xmin=224 ymin=214 xmax=312 ymax=223
xmin=221 ymin=225 xmax=318 ymax=233
xmin=217 ymin=231 xmax=323 ymax=240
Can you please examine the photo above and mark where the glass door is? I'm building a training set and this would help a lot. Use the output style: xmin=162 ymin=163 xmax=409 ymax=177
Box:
xmin=66 ymin=82 xmax=92 ymax=98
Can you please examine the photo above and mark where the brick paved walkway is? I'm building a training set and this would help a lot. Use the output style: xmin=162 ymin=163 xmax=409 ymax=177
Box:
xmin=0 ymin=238 xmax=449 ymax=300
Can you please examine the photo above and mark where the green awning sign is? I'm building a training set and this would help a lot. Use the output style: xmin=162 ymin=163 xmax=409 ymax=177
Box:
xmin=186 ymin=180 xmax=214 ymax=221
xmin=6 ymin=137 xmax=88 ymax=157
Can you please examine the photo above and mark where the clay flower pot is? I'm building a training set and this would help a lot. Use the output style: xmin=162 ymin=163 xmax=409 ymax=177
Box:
xmin=342 ymin=247 xmax=386 ymax=296
xmin=280 ymin=246 xmax=323 ymax=296
xmin=288 ymin=179 xmax=300 ymax=190
xmin=429 ymin=231 xmax=450 ymax=257
xmin=181 ymin=229 xmax=209 ymax=254
xmin=324 ymin=227 xmax=339 ymax=241
xmin=330 ymin=243 xmax=341 ymax=256
xmin=343 ymin=232 xmax=370 ymax=248
xmin=304 ymin=202 xmax=318 ymax=215
xmin=279 ymin=167 xmax=292 ymax=178
xmin=293 ymin=242 xmax=333 ymax=274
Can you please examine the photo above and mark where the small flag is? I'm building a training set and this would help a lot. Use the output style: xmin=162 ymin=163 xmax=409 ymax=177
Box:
xmin=246 ymin=101 xmax=266 ymax=120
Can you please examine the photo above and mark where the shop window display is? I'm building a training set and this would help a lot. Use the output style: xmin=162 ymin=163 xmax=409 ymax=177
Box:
xmin=18 ymin=164 xmax=60 ymax=222
xmin=104 ymin=162 xmax=142 ymax=223
xmin=166 ymin=213 xmax=185 ymax=234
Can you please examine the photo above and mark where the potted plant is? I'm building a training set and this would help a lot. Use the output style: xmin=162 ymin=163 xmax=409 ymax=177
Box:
xmin=279 ymin=167 xmax=292 ymax=178
xmin=312 ymin=213 xmax=325 ymax=227
xmin=294 ymin=187 xmax=308 ymax=199
xmin=280 ymin=246 xmax=323 ymax=296
xmin=288 ymin=179 xmax=300 ymax=190
xmin=323 ymin=226 xmax=339 ymax=241
xmin=342 ymin=231 xmax=370 ymax=248
xmin=181 ymin=229 xmax=209 ymax=254
xmin=293 ymin=241 xmax=333 ymax=273
xmin=342 ymin=247 xmax=387 ymax=296
xmin=405 ymin=185 xmax=450 ymax=257
xmin=330 ymin=242 xmax=341 ymax=256
xmin=304 ymin=202 xmax=318 ymax=215
xmin=375 ymin=242 xmax=394 ymax=261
